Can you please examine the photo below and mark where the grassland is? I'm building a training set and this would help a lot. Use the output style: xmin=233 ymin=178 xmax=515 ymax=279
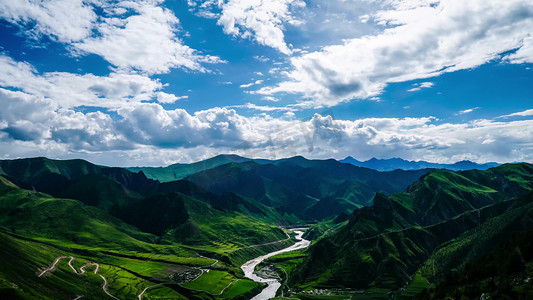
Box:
xmin=0 ymin=174 xmax=296 ymax=299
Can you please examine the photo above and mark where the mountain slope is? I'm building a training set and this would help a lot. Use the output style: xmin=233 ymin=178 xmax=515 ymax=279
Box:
xmin=184 ymin=158 xmax=431 ymax=221
xmin=0 ymin=175 xmax=163 ymax=252
xmin=0 ymin=158 xmax=294 ymax=248
xmin=0 ymin=157 xmax=156 ymax=196
xmin=127 ymin=154 xmax=251 ymax=182
xmin=290 ymin=163 xmax=533 ymax=295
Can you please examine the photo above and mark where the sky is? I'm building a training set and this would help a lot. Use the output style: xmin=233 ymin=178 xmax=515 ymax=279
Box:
xmin=0 ymin=0 xmax=532 ymax=167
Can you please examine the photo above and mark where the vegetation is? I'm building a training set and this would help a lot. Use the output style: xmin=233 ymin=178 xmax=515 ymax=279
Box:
xmin=2 ymin=156 xmax=533 ymax=299
xmin=289 ymin=163 xmax=533 ymax=297
xmin=0 ymin=170 xmax=288 ymax=299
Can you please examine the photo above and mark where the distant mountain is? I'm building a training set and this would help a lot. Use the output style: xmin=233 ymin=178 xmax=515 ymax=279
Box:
xmin=291 ymin=163 xmax=533 ymax=295
xmin=127 ymin=155 xmax=432 ymax=221
xmin=182 ymin=157 xmax=431 ymax=221
xmin=127 ymin=154 xmax=251 ymax=182
xmin=340 ymin=156 xmax=499 ymax=171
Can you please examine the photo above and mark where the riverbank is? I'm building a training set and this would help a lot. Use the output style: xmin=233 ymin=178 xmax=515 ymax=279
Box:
xmin=241 ymin=229 xmax=310 ymax=300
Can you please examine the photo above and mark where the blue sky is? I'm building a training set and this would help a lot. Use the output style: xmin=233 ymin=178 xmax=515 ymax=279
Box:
xmin=0 ymin=0 xmax=532 ymax=166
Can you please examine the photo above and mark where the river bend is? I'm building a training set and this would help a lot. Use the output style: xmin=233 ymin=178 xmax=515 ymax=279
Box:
xmin=241 ymin=229 xmax=310 ymax=300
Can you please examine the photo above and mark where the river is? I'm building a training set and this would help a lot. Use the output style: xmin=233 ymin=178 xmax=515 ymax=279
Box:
xmin=241 ymin=229 xmax=310 ymax=300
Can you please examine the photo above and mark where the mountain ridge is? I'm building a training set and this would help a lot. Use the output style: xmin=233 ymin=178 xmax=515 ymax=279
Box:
xmin=341 ymin=156 xmax=500 ymax=171
xmin=289 ymin=163 xmax=533 ymax=296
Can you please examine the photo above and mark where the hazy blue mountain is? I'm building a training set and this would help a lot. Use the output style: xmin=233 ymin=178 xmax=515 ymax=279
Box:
xmin=340 ymin=156 xmax=499 ymax=171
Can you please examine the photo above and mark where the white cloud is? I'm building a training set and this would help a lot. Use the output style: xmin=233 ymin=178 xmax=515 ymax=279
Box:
xmin=0 ymin=0 xmax=222 ymax=74
xmin=116 ymin=104 xmax=257 ymax=148
xmin=156 ymin=92 xmax=188 ymax=104
xmin=2 ymin=89 xmax=533 ymax=165
xmin=74 ymin=2 xmax=223 ymax=74
xmin=240 ymin=80 xmax=264 ymax=88
xmin=0 ymin=88 xmax=128 ymax=149
xmin=262 ymin=96 xmax=280 ymax=102
xmin=230 ymin=103 xmax=296 ymax=112
xmin=0 ymin=55 xmax=166 ymax=108
xmin=190 ymin=0 xmax=306 ymax=54
xmin=0 ymin=0 xmax=97 ymax=42
xmin=504 ymin=36 xmax=533 ymax=64
xmin=498 ymin=109 xmax=533 ymax=118
xmin=407 ymin=82 xmax=434 ymax=92
xmin=458 ymin=107 xmax=480 ymax=115
xmin=257 ymin=0 xmax=533 ymax=107
xmin=253 ymin=55 xmax=271 ymax=62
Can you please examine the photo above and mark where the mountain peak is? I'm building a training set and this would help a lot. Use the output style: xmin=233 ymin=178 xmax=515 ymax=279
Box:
xmin=340 ymin=156 xmax=499 ymax=171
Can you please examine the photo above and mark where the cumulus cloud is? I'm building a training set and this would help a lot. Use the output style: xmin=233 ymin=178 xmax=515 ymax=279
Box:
xmin=240 ymin=80 xmax=264 ymax=88
xmin=189 ymin=0 xmax=306 ymax=54
xmin=407 ymin=82 xmax=434 ymax=92
xmin=497 ymin=109 xmax=533 ymax=118
xmin=3 ymin=86 xmax=532 ymax=166
xmin=0 ymin=88 xmax=128 ymax=149
xmin=0 ymin=0 xmax=97 ymax=42
xmin=0 ymin=55 xmax=165 ymax=108
xmin=0 ymin=0 xmax=222 ymax=74
xmin=257 ymin=0 xmax=533 ymax=107
xmin=116 ymin=104 xmax=255 ymax=148
xmin=74 ymin=1 xmax=223 ymax=74
xmin=156 ymin=92 xmax=188 ymax=104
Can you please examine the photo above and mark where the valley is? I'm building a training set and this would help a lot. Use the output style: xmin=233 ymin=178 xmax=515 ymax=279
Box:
xmin=1 ymin=155 xmax=532 ymax=299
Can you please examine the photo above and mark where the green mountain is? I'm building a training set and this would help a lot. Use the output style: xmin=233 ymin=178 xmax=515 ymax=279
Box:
xmin=289 ymin=163 xmax=533 ymax=297
xmin=411 ymin=191 xmax=533 ymax=299
xmin=0 ymin=157 xmax=293 ymax=248
xmin=0 ymin=174 xmax=284 ymax=299
xmin=0 ymin=175 xmax=157 ymax=251
xmin=1 ymin=156 xmax=431 ymax=223
xmin=4 ymin=156 xmax=532 ymax=299
xmin=127 ymin=154 xmax=251 ymax=182
xmin=183 ymin=158 xmax=430 ymax=221
xmin=0 ymin=157 xmax=157 ymax=196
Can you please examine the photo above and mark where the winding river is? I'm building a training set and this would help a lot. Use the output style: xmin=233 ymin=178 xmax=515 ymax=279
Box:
xmin=241 ymin=229 xmax=310 ymax=300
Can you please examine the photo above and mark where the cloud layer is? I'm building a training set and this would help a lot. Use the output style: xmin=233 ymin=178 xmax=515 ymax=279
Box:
xmin=189 ymin=0 xmax=305 ymax=54
xmin=257 ymin=0 xmax=533 ymax=107
xmin=0 ymin=55 xmax=163 ymax=109
xmin=0 ymin=0 xmax=221 ymax=74
xmin=0 ymin=0 xmax=532 ymax=166
xmin=2 ymin=84 xmax=533 ymax=166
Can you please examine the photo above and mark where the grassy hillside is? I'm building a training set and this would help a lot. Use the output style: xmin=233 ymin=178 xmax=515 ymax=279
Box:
xmin=0 ymin=156 xmax=432 ymax=223
xmin=0 ymin=157 xmax=157 ymax=195
xmin=0 ymin=176 xmax=159 ymax=252
xmin=0 ymin=175 xmax=287 ymax=299
xmin=128 ymin=154 xmax=251 ymax=182
xmin=288 ymin=163 xmax=533 ymax=297
xmin=0 ymin=157 xmax=299 ymax=249
xmin=184 ymin=159 xmax=431 ymax=221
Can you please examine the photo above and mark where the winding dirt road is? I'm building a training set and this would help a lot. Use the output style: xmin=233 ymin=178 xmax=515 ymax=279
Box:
xmin=38 ymin=256 xmax=119 ymax=299
xmin=99 ymin=274 xmax=119 ymax=300
xmin=38 ymin=256 xmax=68 ymax=277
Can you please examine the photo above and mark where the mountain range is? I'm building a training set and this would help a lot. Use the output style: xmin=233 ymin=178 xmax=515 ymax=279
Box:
xmin=1 ymin=155 xmax=532 ymax=299
xmin=288 ymin=163 xmax=533 ymax=298
xmin=340 ymin=156 xmax=500 ymax=171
